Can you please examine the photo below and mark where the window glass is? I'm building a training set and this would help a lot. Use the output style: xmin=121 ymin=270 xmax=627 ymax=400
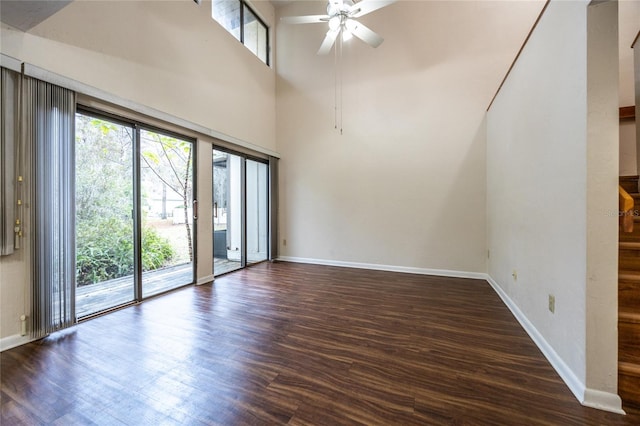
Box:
xmin=212 ymin=0 xmax=240 ymax=41
xmin=212 ymin=0 xmax=268 ymax=65
xmin=243 ymin=5 xmax=268 ymax=63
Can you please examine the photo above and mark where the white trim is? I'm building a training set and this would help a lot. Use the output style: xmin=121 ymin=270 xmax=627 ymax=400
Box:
xmin=0 ymin=334 xmax=37 ymax=352
xmin=196 ymin=274 xmax=215 ymax=286
xmin=275 ymin=257 xmax=625 ymax=415
xmin=485 ymin=274 xmax=625 ymax=415
xmin=485 ymin=275 xmax=584 ymax=400
xmin=583 ymin=388 xmax=625 ymax=415
xmin=277 ymin=256 xmax=487 ymax=280
xmin=14 ymin=60 xmax=279 ymax=159
xmin=0 ymin=53 xmax=21 ymax=72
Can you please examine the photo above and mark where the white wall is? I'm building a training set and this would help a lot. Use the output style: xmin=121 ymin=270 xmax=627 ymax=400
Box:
xmin=487 ymin=0 xmax=621 ymax=413
xmin=0 ymin=0 xmax=276 ymax=344
xmin=196 ymin=139 xmax=214 ymax=285
xmin=585 ymin=1 xmax=619 ymax=408
xmin=276 ymin=0 xmax=544 ymax=274
xmin=0 ymin=232 xmax=30 ymax=347
xmin=620 ymin=120 xmax=636 ymax=176
xmin=0 ymin=0 xmax=276 ymax=149
xmin=618 ymin=0 xmax=639 ymax=176
xmin=619 ymin=0 xmax=640 ymax=107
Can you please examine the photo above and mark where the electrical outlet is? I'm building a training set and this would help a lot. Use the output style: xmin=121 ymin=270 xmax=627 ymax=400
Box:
xmin=282 ymin=239 xmax=287 ymax=247
xmin=548 ymin=294 xmax=555 ymax=313
xmin=512 ymin=270 xmax=517 ymax=281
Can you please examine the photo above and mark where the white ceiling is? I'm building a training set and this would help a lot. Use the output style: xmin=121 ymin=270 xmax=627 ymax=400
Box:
xmin=0 ymin=0 xmax=326 ymax=30
xmin=0 ymin=0 xmax=72 ymax=31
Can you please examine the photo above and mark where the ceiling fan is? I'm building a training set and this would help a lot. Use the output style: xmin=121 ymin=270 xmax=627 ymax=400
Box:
xmin=281 ymin=0 xmax=396 ymax=55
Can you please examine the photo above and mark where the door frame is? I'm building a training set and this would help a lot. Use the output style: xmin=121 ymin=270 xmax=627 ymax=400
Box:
xmin=75 ymin=106 xmax=198 ymax=319
xmin=212 ymin=145 xmax=269 ymax=276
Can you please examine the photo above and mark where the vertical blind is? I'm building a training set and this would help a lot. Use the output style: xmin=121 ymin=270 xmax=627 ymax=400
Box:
xmin=24 ymin=76 xmax=76 ymax=337
xmin=0 ymin=67 xmax=21 ymax=255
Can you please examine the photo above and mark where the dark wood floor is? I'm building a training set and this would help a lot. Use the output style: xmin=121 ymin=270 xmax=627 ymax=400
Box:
xmin=2 ymin=262 xmax=639 ymax=425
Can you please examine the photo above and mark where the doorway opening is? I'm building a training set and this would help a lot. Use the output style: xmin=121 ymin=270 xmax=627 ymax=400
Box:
xmin=75 ymin=110 xmax=195 ymax=318
xmin=213 ymin=148 xmax=268 ymax=276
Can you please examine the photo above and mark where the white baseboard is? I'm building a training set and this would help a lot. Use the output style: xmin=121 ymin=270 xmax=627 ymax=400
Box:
xmin=275 ymin=258 xmax=625 ymax=415
xmin=583 ymin=388 xmax=625 ymax=415
xmin=485 ymin=275 xmax=625 ymax=415
xmin=277 ymin=256 xmax=487 ymax=280
xmin=0 ymin=334 xmax=36 ymax=352
xmin=196 ymin=274 xmax=215 ymax=286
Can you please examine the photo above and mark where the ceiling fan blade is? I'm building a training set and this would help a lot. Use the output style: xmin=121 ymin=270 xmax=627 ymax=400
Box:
xmin=351 ymin=0 xmax=397 ymax=18
xmin=281 ymin=15 xmax=329 ymax=25
xmin=345 ymin=20 xmax=384 ymax=48
xmin=317 ymin=30 xmax=339 ymax=55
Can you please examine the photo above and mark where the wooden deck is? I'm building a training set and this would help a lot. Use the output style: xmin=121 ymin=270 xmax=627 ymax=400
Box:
xmin=2 ymin=262 xmax=638 ymax=424
xmin=214 ymin=257 xmax=241 ymax=276
xmin=76 ymin=258 xmax=244 ymax=317
xmin=76 ymin=263 xmax=193 ymax=318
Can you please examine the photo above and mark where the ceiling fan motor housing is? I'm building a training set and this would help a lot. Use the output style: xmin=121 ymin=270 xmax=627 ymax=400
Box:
xmin=327 ymin=0 xmax=355 ymax=17
xmin=281 ymin=0 xmax=394 ymax=55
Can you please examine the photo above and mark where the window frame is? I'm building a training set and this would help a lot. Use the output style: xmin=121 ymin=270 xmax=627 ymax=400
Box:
xmin=212 ymin=0 xmax=270 ymax=66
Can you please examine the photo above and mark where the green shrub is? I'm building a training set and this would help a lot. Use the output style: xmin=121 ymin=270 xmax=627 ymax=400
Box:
xmin=76 ymin=217 xmax=174 ymax=286
xmin=141 ymin=228 xmax=175 ymax=272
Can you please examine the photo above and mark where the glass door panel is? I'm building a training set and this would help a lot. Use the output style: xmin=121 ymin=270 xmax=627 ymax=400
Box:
xmin=213 ymin=149 xmax=244 ymax=276
xmin=246 ymin=160 xmax=268 ymax=264
xmin=75 ymin=113 xmax=135 ymax=317
xmin=140 ymin=129 xmax=194 ymax=297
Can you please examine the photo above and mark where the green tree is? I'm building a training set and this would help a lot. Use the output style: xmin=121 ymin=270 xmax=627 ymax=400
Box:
xmin=75 ymin=115 xmax=175 ymax=286
xmin=140 ymin=131 xmax=193 ymax=262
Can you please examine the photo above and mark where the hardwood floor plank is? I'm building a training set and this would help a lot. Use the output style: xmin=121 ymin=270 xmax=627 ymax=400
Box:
xmin=2 ymin=261 xmax=639 ymax=424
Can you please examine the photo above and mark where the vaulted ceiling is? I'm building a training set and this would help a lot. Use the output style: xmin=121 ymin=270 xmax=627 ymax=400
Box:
xmin=0 ymin=0 xmax=290 ymax=31
xmin=0 ymin=0 xmax=72 ymax=31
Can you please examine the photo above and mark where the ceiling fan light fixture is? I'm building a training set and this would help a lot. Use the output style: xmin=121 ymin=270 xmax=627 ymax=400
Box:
xmin=344 ymin=19 xmax=356 ymax=31
xmin=283 ymin=0 xmax=396 ymax=55
xmin=327 ymin=3 xmax=338 ymax=16
xmin=328 ymin=16 xmax=341 ymax=31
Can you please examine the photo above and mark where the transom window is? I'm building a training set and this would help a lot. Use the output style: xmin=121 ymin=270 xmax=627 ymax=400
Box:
xmin=212 ymin=0 xmax=269 ymax=65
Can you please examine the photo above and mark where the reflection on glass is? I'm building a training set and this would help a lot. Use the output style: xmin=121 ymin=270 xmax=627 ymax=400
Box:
xmin=212 ymin=0 xmax=241 ymax=40
xmin=243 ymin=4 xmax=268 ymax=63
xmin=213 ymin=149 xmax=244 ymax=276
xmin=75 ymin=113 xmax=135 ymax=317
xmin=246 ymin=160 xmax=268 ymax=264
xmin=140 ymin=129 xmax=194 ymax=297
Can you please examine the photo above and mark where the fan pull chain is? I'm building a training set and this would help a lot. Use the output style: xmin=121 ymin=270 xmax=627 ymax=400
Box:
xmin=338 ymin=33 xmax=344 ymax=135
xmin=334 ymin=35 xmax=338 ymax=131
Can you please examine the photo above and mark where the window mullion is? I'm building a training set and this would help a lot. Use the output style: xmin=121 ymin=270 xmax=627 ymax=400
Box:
xmin=239 ymin=0 xmax=244 ymax=45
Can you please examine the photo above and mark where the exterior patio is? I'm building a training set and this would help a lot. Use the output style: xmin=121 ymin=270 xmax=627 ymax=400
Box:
xmin=76 ymin=258 xmax=248 ymax=318
xmin=76 ymin=262 xmax=194 ymax=318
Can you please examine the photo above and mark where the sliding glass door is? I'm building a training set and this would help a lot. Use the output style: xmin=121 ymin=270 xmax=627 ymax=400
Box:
xmin=75 ymin=111 xmax=195 ymax=318
xmin=213 ymin=149 xmax=268 ymax=276
xmin=75 ymin=114 xmax=136 ymax=317
xmin=213 ymin=150 xmax=243 ymax=275
xmin=246 ymin=159 xmax=268 ymax=264
xmin=140 ymin=129 xmax=194 ymax=297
